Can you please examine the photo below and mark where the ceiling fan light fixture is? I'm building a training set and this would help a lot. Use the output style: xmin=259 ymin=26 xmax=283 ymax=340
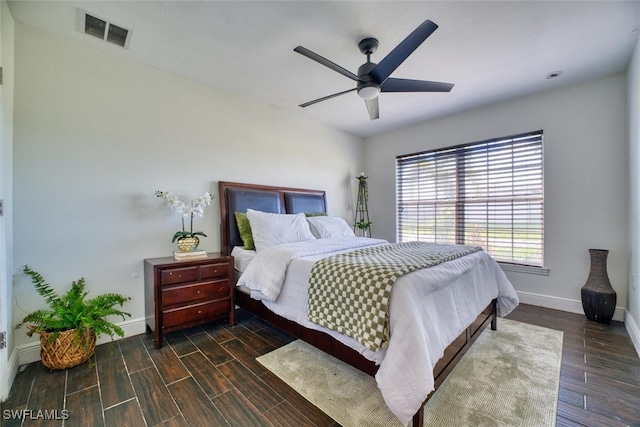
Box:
xmin=294 ymin=19 xmax=452 ymax=118
xmin=358 ymin=84 xmax=380 ymax=100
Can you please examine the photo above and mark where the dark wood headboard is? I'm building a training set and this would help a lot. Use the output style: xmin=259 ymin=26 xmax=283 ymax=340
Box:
xmin=218 ymin=181 xmax=327 ymax=255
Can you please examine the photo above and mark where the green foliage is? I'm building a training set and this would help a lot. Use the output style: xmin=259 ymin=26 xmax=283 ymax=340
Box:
xmin=15 ymin=266 xmax=132 ymax=346
xmin=355 ymin=220 xmax=372 ymax=231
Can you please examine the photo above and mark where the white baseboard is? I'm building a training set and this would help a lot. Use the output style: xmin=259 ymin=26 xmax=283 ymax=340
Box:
xmin=624 ymin=311 xmax=640 ymax=358
xmin=517 ymin=290 xmax=640 ymax=357
xmin=516 ymin=290 xmax=626 ymax=322
xmin=16 ymin=317 xmax=147 ymax=366
xmin=13 ymin=299 xmax=639 ymax=366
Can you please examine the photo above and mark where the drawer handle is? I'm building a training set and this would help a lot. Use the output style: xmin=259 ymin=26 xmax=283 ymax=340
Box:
xmin=198 ymin=310 xmax=202 ymax=314
xmin=197 ymin=290 xmax=201 ymax=294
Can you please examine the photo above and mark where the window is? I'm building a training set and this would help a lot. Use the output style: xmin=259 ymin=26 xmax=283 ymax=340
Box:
xmin=396 ymin=130 xmax=544 ymax=267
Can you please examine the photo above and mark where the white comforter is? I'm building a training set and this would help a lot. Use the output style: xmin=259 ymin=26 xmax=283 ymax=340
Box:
xmin=237 ymin=237 xmax=388 ymax=301
xmin=235 ymin=238 xmax=519 ymax=426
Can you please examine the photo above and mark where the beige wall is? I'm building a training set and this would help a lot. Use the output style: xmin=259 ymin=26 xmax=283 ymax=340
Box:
xmin=11 ymin=23 xmax=364 ymax=348
xmin=627 ymin=36 xmax=640 ymax=352
xmin=365 ymin=73 xmax=629 ymax=318
xmin=0 ymin=0 xmax=15 ymax=400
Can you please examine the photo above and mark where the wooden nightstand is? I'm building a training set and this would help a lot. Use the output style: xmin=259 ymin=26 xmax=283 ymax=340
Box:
xmin=144 ymin=253 xmax=234 ymax=348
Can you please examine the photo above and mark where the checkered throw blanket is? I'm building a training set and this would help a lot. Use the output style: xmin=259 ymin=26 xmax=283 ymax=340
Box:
xmin=307 ymin=242 xmax=482 ymax=351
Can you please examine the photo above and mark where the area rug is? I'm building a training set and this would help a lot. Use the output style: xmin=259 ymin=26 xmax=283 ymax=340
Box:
xmin=256 ymin=319 xmax=563 ymax=427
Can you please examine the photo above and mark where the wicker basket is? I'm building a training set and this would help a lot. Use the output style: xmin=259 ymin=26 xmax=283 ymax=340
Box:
xmin=37 ymin=328 xmax=96 ymax=370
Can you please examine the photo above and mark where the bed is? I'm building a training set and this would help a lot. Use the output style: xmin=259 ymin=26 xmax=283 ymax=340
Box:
xmin=218 ymin=181 xmax=519 ymax=426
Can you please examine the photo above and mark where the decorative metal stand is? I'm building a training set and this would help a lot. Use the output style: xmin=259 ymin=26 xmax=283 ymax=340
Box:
xmin=353 ymin=173 xmax=371 ymax=237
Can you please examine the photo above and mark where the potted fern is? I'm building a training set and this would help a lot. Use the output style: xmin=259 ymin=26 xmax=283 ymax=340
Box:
xmin=15 ymin=265 xmax=131 ymax=370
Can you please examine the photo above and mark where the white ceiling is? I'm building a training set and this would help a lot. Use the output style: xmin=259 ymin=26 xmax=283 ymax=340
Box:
xmin=7 ymin=1 xmax=640 ymax=138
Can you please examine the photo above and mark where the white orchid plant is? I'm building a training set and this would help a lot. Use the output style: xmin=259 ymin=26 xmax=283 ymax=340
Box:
xmin=155 ymin=191 xmax=215 ymax=243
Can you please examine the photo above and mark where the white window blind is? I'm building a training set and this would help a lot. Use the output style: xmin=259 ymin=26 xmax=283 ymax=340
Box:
xmin=396 ymin=130 xmax=544 ymax=267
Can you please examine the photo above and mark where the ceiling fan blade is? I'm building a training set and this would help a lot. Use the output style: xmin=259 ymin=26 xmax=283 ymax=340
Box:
xmin=299 ymin=88 xmax=356 ymax=108
xmin=369 ymin=19 xmax=438 ymax=84
xmin=381 ymin=78 xmax=454 ymax=93
xmin=365 ymin=97 xmax=379 ymax=120
xmin=294 ymin=46 xmax=359 ymax=82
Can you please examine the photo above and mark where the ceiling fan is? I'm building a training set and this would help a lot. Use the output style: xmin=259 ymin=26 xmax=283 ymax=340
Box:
xmin=294 ymin=19 xmax=454 ymax=121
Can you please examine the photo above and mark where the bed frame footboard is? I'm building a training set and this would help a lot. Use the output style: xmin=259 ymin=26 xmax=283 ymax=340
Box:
xmin=412 ymin=298 xmax=497 ymax=426
xmin=236 ymin=292 xmax=497 ymax=426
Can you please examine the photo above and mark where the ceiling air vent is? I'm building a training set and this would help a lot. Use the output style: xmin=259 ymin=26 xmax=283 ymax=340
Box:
xmin=81 ymin=11 xmax=131 ymax=48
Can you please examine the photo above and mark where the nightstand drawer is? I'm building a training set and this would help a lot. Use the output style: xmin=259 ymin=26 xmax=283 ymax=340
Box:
xmin=145 ymin=253 xmax=235 ymax=348
xmin=200 ymin=263 xmax=230 ymax=279
xmin=161 ymin=266 xmax=199 ymax=285
xmin=162 ymin=299 xmax=231 ymax=329
xmin=162 ymin=280 xmax=229 ymax=307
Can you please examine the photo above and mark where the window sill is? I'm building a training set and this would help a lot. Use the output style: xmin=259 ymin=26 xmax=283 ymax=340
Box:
xmin=499 ymin=262 xmax=549 ymax=276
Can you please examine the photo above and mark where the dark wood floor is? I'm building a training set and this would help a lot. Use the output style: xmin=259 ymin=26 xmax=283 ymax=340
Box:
xmin=507 ymin=305 xmax=640 ymax=427
xmin=1 ymin=304 xmax=639 ymax=427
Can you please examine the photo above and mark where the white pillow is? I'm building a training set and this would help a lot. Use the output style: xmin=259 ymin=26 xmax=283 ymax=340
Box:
xmin=246 ymin=209 xmax=316 ymax=251
xmin=307 ymin=216 xmax=355 ymax=239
